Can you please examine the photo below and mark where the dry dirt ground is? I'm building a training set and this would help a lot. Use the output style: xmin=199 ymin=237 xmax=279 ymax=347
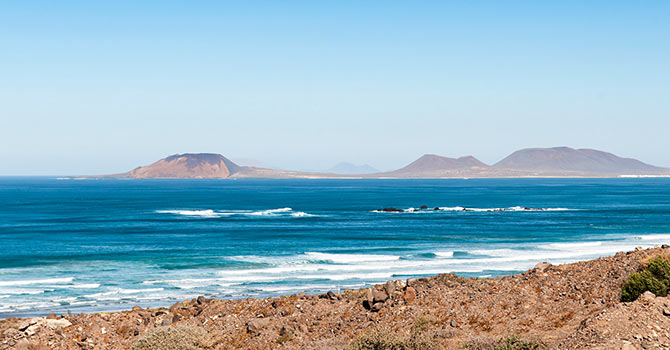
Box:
xmin=2 ymin=246 xmax=670 ymax=350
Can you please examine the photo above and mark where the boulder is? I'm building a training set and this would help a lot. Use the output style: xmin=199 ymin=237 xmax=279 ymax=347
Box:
xmin=41 ymin=318 xmax=72 ymax=329
xmin=373 ymin=290 xmax=388 ymax=303
xmin=381 ymin=208 xmax=404 ymax=213
xmin=394 ymin=280 xmax=406 ymax=290
xmin=362 ymin=288 xmax=374 ymax=310
xmin=246 ymin=318 xmax=270 ymax=335
xmin=326 ymin=291 xmax=338 ymax=300
xmin=384 ymin=281 xmax=396 ymax=296
xmin=17 ymin=319 xmax=37 ymax=331
xmin=371 ymin=302 xmax=384 ymax=312
xmin=534 ymin=261 xmax=552 ymax=272
xmin=403 ymin=287 xmax=417 ymax=303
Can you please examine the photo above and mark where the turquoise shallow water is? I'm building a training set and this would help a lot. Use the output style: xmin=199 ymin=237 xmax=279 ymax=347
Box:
xmin=1 ymin=177 xmax=670 ymax=318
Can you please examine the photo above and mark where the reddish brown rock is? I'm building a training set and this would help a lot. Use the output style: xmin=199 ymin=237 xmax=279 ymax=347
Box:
xmin=403 ymin=286 xmax=417 ymax=303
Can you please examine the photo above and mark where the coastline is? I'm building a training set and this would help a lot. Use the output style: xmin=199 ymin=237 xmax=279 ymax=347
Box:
xmin=2 ymin=246 xmax=669 ymax=349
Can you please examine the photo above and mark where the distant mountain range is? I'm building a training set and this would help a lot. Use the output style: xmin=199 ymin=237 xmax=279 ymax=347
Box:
xmin=327 ymin=162 xmax=379 ymax=175
xmin=101 ymin=147 xmax=669 ymax=179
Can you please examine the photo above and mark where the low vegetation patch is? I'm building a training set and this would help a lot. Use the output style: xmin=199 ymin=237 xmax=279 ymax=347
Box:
xmin=345 ymin=322 xmax=438 ymax=350
xmin=621 ymin=254 xmax=670 ymax=302
xmin=464 ymin=335 xmax=546 ymax=350
xmin=131 ymin=325 xmax=214 ymax=350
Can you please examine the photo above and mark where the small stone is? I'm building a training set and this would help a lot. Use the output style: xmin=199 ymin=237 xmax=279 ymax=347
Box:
xmin=450 ymin=319 xmax=459 ymax=328
xmin=101 ymin=327 xmax=106 ymax=335
xmin=280 ymin=325 xmax=293 ymax=337
xmin=299 ymin=324 xmax=309 ymax=334
xmin=326 ymin=291 xmax=337 ymax=300
xmin=403 ymin=287 xmax=416 ymax=303
xmin=24 ymin=325 xmax=38 ymax=336
xmin=197 ymin=296 xmax=207 ymax=305
xmin=132 ymin=306 xmax=142 ymax=311
xmin=663 ymin=309 xmax=670 ymax=317
xmin=639 ymin=291 xmax=656 ymax=304
xmin=161 ymin=318 xmax=171 ymax=326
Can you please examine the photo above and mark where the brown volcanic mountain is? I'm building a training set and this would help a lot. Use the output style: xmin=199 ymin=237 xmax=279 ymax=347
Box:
xmin=378 ymin=154 xmax=491 ymax=178
xmin=125 ymin=153 xmax=242 ymax=179
xmin=493 ymin=147 xmax=668 ymax=176
xmin=113 ymin=153 xmax=344 ymax=179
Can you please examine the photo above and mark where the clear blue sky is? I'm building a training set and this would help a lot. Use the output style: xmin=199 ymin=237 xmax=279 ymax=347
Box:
xmin=1 ymin=1 xmax=668 ymax=175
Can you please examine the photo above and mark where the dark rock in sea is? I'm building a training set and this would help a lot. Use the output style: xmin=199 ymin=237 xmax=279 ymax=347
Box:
xmin=381 ymin=208 xmax=404 ymax=212
xmin=419 ymin=205 xmax=428 ymax=209
xmin=434 ymin=207 xmax=440 ymax=210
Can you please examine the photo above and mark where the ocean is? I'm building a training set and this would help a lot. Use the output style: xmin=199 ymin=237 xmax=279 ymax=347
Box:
xmin=1 ymin=177 xmax=670 ymax=318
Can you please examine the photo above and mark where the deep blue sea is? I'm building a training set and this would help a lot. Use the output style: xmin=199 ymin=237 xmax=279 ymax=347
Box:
xmin=1 ymin=177 xmax=670 ymax=318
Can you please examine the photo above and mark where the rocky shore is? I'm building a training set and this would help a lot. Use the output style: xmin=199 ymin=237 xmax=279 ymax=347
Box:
xmin=2 ymin=246 xmax=670 ymax=349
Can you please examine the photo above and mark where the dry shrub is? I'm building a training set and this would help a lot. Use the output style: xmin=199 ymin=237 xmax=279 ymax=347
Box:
xmin=345 ymin=325 xmax=438 ymax=350
xmin=413 ymin=315 xmax=437 ymax=333
xmin=131 ymin=325 xmax=214 ymax=350
xmin=464 ymin=335 xmax=545 ymax=350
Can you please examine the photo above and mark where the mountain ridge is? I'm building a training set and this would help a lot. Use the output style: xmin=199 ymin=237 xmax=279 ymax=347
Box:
xmin=493 ymin=147 xmax=667 ymax=175
xmin=100 ymin=147 xmax=669 ymax=179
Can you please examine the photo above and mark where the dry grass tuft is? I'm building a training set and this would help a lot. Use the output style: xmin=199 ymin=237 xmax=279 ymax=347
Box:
xmin=131 ymin=325 xmax=214 ymax=350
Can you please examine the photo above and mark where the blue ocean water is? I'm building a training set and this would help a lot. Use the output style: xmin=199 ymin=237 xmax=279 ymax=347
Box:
xmin=1 ymin=177 xmax=670 ymax=318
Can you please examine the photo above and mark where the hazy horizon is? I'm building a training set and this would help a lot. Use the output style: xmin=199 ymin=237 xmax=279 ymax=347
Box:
xmin=2 ymin=1 xmax=669 ymax=175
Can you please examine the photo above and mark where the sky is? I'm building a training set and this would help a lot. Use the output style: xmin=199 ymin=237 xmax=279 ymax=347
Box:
xmin=1 ymin=1 xmax=669 ymax=175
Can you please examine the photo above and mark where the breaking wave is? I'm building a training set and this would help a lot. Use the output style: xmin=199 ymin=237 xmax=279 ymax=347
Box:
xmin=156 ymin=208 xmax=317 ymax=218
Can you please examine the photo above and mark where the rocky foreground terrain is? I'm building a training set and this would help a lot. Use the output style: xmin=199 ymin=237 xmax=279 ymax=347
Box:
xmin=2 ymin=246 xmax=670 ymax=349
